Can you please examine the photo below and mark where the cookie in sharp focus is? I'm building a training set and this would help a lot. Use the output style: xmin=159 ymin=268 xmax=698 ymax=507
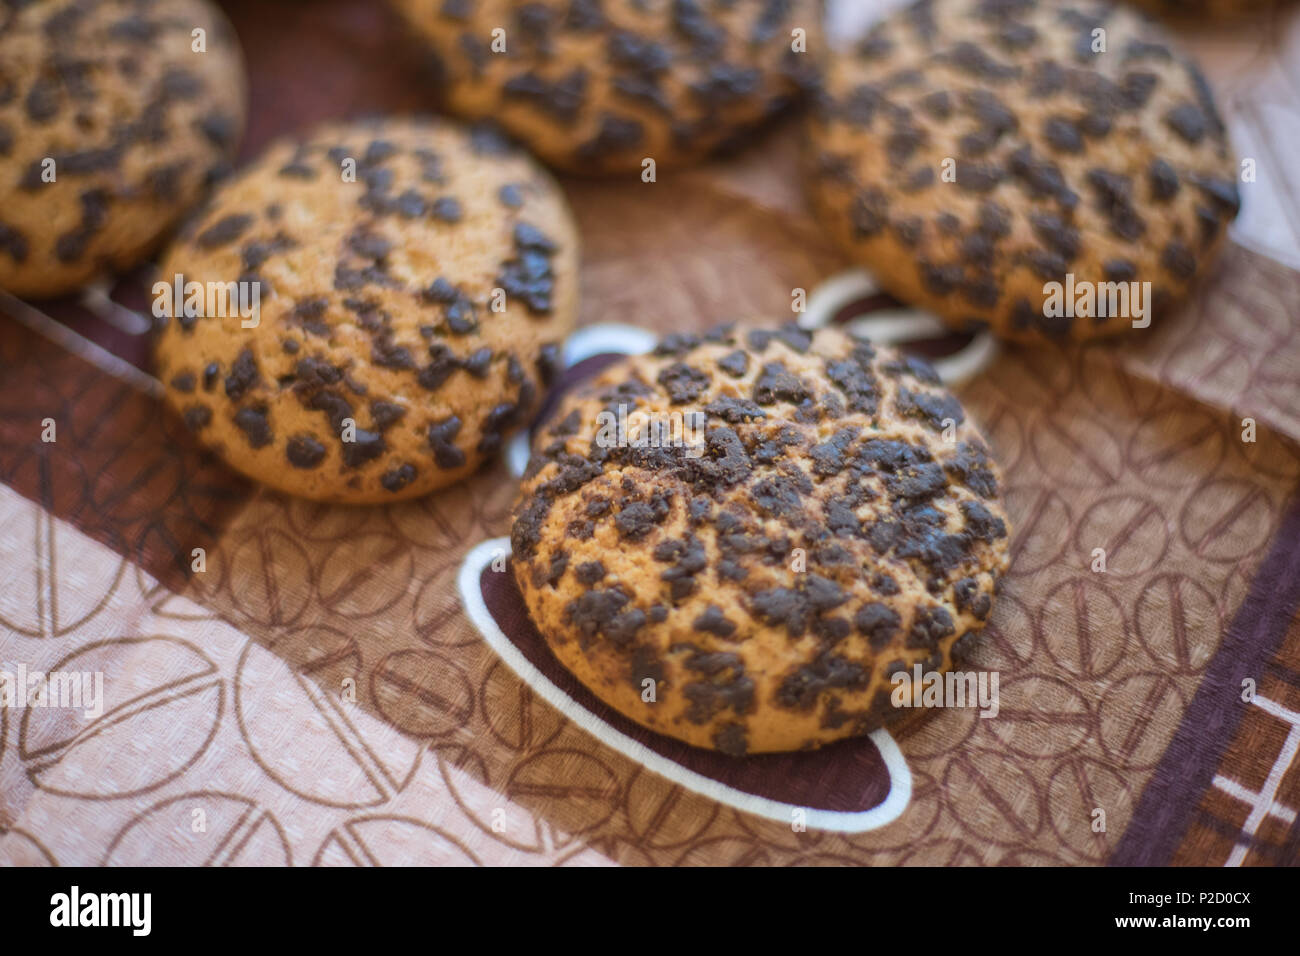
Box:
xmin=805 ymin=0 xmax=1240 ymax=343
xmin=154 ymin=116 xmax=579 ymax=503
xmin=388 ymin=0 xmax=823 ymax=174
xmin=510 ymin=322 xmax=1011 ymax=755
xmin=0 ymin=0 xmax=247 ymax=299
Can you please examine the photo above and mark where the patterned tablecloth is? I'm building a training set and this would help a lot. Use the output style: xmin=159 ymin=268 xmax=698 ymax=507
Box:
xmin=1 ymin=0 xmax=1299 ymax=866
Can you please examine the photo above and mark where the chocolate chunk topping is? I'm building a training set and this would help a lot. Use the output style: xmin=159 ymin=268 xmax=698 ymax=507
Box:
xmin=657 ymin=363 xmax=711 ymax=404
xmin=752 ymin=362 xmax=809 ymax=405
xmin=382 ymin=464 xmax=417 ymax=492
xmin=197 ymin=214 xmax=254 ymax=249
xmin=224 ymin=349 xmax=260 ymax=400
xmin=234 ymin=407 xmax=273 ymax=448
xmin=287 ymin=435 xmax=327 ymax=468
xmin=1165 ymin=103 xmax=1207 ymax=144
xmin=693 ymin=605 xmax=737 ymax=637
xmin=182 ymin=405 xmax=211 ymax=431
xmin=428 ymin=416 xmax=466 ymax=468
xmin=498 ymin=222 xmax=560 ymax=314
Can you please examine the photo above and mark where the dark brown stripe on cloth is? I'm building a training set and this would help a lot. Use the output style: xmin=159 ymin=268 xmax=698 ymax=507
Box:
xmin=1111 ymin=489 xmax=1300 ymax=866
xmin=482 ymin=561 xmax=894 ymax=812
xmin=0 ymin=314 xmax=251 ymax=592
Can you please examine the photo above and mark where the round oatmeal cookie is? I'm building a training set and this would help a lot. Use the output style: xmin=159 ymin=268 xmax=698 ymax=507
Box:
xmin=154 ymin=116 xmax=579 ymax=503
xmin=0 ymin=0 xmax=247 ymax=299
xmin=389 ymin=0 xmax=823 ymax=174
xmin=805 ymin=0 xmax=1240 ymax=343
xmin=510 ymin=322 xmax=1011 ymax=755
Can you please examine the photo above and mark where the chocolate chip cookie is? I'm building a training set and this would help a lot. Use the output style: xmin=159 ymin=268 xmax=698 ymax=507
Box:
xmin=154 ymin=116 xmax=579 ymax=503
xmin=0 ymin=0 xmax=246 ymax=299
xmin=806 ymin=0 xmax=1240 ymax=343
xmin=510 ymin=323 xmax=1011 ymax=755
xmin=389 ymin=0 xmax=822 ymax=174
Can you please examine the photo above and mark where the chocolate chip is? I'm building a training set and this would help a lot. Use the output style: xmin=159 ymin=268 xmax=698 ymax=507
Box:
xmin=954 ymin=577 xmax=991 ymax=620
xmin=775 ymin=324 xmax=813 ymax=354
xmin=575 ymin=114 xmax=644 ymax=162
xmin=234 ymin=407 xmax=273 ymax=448
xmin=498 ymin=184 xmax=524 ymax=208
xmin=752 ymin=362 xmax=809 ymax=405
xmin=197 ymin=214 xmax=254 ymax=249
xmin=462 ymin=347 xmax=493 ymax=378
xmin=430 ymin=197 xmax=462 ymax=222
xmin=498 ymin=223 xmax=559 ymax=313
xmin=776 ymin=654 xmax=868 ymax=710
xmin=342 ymin=428 xmax=385 ymax=468
xmin=716 ymin=350 xmax=749 ymax=377
xmin=693 ymin=606 xmax=736 ymax=637
xmin=896 ymin=387 xmax=964 ymax=432
xmin=198 ymin=112 xmax=236 ymax=147
xmin=1121 ymin=71 xmax=1158 ymax=109
xmin=1147 ymin=157 xmax=1180 ymax=202
xmin=537 ymin=343 xmax=562 ymax=385
xmin=956 ymin=162 xmax=1004 ymax=193
xmin=1029 ymin=212 xmax=1079 ymax=259
xmin=428 ymin=416 xmax=465 ymax=468
xmin=920 ymin=89 xmax=951 ymax=119
xmin=1165 ymin=104 xmax=1207 ymax=144
xmin=24 ymin=76 xmax=60 ymax=122
xmin=370 ymin=401 xmax=406 ymax=430
xmin=703 ymin=396 xmax=766 ymax=423
xmin=504 ymin=68 xmax=587 ymax=123
xmin=657 ymin=362 xmax=711 ymax=404
xmin=854 ymin=602 xmax=900 ymax=649
xmin=182 ymin=405 xmax=211 ymax=431
xmin=382 ymin=464 xmax=417 ymax=492
xmin=363 ymin=140 xmax=397 ymax=165
xmin=1161 ymin=241 xmax=1197 ymax=280
xmin=1042 ymin=116 xmax=1082 ymax=153
xmin=0 ymin=222 xmax=28 ymax=263
xmin=1102 ymin=259 xmax=1138 ymax=283
xmin=943 ymin=41 xmax=1021 ymax=81
xmin=287 ymin=435 xmax=326 ymax=468
xmin=1193 ymin=174 xmax=1241 ymax=216
xmin=224 ymin=349 xmax=260 ymax=400
xmin=908 ymin=605 xmax=955 ymax=651
xmin=615 ymin=501 xmax=657 ymax=540
xmin=348 ymin=230 xmax=392 ymax=260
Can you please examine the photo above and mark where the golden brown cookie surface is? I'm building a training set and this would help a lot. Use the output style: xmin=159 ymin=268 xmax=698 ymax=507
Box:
xmin=806 ymin=0 xmax=1240 ymax=343
xmin=0 ymin=0 xmax=246 ymax=298
xmin=511 ymin=323 xmax=1011 ymax=755
xmin=154 ymin=116 xmax=579 ymax=503
xmin=390 ymin=0 xmax=822 ymax=174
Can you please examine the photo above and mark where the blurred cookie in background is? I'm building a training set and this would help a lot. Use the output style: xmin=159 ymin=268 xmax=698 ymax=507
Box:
xmin=389 ymin=0 xmax=823 ymax=174
xmin=154 ymin=116 xmax=579 ymax=503
xmin=0 ymin=0 xmax=247 ymax=299
xmin=805 ymin=0 xmax=1241 ymax=344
